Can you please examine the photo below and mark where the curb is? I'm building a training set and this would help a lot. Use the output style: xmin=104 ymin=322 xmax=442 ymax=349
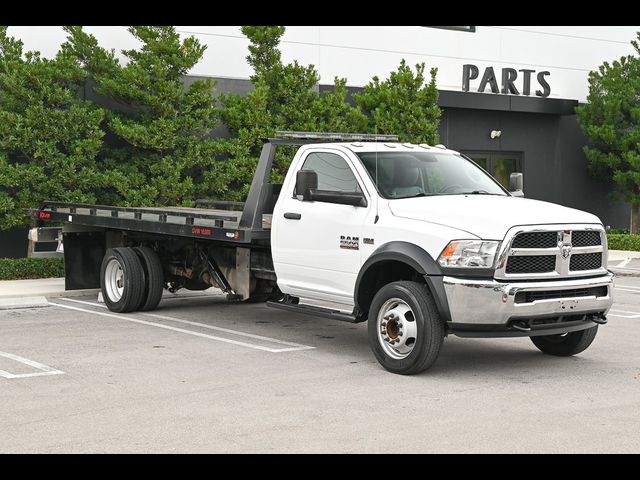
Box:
xmin=609 ymin=267 xmax=640 ymax=278
xmin=0 ymin=288 xmax=100 ymax=300
xmin=0 ymin=296 xmax=49 ymax=310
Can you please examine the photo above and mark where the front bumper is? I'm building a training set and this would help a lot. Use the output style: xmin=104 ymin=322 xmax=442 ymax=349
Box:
xmin=442 ymin=271 xmax=614 ymax=337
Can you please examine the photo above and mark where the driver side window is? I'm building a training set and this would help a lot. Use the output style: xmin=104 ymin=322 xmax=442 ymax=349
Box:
xmin=301 ymin=152 xmax=361 ymax=193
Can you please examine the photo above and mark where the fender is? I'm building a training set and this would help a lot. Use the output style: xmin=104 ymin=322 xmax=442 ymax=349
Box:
xmin=354 ymin=241 xmax=451 ymax=322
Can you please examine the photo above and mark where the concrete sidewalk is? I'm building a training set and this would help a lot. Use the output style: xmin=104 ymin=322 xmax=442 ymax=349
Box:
xmin=0 ymin=278 xmax=98 ymax=310
xmin=607 ymin=249 xmax=640 ymax=276
xmin=0 ymin=277 xmax=223 ymax=310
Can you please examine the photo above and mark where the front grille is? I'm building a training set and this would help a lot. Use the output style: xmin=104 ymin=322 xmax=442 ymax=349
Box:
xmin=514 ymin=286 xmax=608 ymax=304
xmin=511 ymin=231 xmax=557 ymax=249
xmin=506 ymin=255 xmax=556 ymax=274
xmin=572 ymin=231 xmax=601 ymax=247
xmin=570 ymin=253 xmax=602 ymax=271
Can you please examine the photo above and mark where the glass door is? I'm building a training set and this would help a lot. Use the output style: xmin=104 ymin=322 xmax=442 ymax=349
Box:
xmin=462 ymin=151 xmax=523 ymax=190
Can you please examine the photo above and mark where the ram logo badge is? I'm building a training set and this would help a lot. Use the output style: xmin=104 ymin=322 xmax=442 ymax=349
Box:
xmin=340 ymin=235 xmax=359 ymax=250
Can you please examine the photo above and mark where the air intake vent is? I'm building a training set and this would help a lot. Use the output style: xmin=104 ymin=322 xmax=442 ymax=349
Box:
xmin=511 ymin=232 xmax=557 ymax=249
xmin=570 ymin=253 xmax=602 ymax=271
xmin=506 ymin=256 xmax=556 ymax=274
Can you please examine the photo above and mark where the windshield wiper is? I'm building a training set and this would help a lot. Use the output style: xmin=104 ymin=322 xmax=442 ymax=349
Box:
xmin=403 ymin=192 xmax=433 ymax=198
xmin=460 ymin=190 xmax=503 ymax=195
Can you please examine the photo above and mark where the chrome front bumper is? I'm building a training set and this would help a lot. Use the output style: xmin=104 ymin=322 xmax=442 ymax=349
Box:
xmin=442 ymin=271 xmax=614 ymax=329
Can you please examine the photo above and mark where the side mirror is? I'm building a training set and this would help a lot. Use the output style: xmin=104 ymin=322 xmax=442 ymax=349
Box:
xmin=509 ymin=172 xmax=524 ymax=197
xmin=296 ymin=169 xmax=318 ymax=201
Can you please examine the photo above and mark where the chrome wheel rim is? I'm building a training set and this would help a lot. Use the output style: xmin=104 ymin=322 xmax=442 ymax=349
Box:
xmin=104 ymin=258 xmax=124 ymax=302
xmin=377 ymin=298 xmax=418 ymax=360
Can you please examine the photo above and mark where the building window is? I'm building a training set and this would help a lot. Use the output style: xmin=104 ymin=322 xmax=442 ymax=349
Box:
xmin=425 ymin=26 xmax=476 ymax=33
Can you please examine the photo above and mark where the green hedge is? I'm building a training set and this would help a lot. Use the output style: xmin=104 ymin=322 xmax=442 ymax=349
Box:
xmin=0 ymin=257 xmax=65 ymax=280
xmin=607 ymin=233 xmax=640 ymax=252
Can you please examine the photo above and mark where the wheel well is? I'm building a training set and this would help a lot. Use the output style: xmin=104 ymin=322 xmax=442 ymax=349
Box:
xmin=356 ymin=260 xmax=425 ymax=318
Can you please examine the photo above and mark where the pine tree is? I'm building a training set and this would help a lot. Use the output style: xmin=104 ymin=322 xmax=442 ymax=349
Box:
xmin=0 ymin=26 xmax=105 ymax=229
xmin=63 ymin=26 xmax=219 ymax=207
xmin=354 ymin=59 xmax=441 ymax=145
xmin=577 ymin=32 xmax=640 ymax=232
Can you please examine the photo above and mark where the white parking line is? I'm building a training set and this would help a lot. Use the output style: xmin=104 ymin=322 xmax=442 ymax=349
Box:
xmin=49 ymin=301 xmax=314 ymax=354
xmin=607 ymin=308 xmax=640 ymax=318
xmin=61 ymin=297 xmax=309 ymax=348
xmin=0 ymin=351 xmax=64 ymax=379
xmin=615 ymin=284 xmax=640 ymax=290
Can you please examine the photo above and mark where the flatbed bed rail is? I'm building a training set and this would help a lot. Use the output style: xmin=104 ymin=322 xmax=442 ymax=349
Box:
xmin=28 ymin=201 xmax=271 ymax=244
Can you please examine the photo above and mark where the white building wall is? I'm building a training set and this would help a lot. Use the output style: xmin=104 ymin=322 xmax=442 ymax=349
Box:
xmin=7 ymin=26 xmax=640 ymax=102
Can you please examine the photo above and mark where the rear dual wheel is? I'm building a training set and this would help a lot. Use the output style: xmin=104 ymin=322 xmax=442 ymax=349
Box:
xmin=100 ymin=247 xmax=164 ymax=313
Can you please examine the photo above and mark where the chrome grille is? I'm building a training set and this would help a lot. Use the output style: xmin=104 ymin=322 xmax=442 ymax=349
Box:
xmin=572 ymin=231 xmax=602 ymax=247
xmin=495 ymin=226 xmax=606 ymax=280
xmin=570 ymin=253 xmax=602 ymax=271
xmin=506 ymin=256 xmax=556 ymax=273
xmin=511 ymin=231 xmax=557 ymax=249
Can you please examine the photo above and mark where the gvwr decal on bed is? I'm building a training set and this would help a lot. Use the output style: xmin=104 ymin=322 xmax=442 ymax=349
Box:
xmin=192 ymin=227 xmax=212 ymax=236
xmin=340 ymin=235 xmax=359 ymax=250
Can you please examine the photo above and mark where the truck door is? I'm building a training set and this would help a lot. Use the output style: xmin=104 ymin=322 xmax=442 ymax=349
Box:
xmin=272 ymin=149 xmax=371 ymax=308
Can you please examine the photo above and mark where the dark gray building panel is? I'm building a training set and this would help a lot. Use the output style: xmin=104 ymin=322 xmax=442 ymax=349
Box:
xmin=439 ymin=106 xmax=628 ymax=229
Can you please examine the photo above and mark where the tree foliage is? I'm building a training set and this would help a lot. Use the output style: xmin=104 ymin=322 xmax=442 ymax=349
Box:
xmin=0 ymin=25 xmax=444 ymax=226
xmin=214 ymin=26 xmax=368 ymax=200
xmin=63 ymin=26 xmax=220 ymax=207
xmin=0 ymin=26 xmax=105 ymax=229
xmin=577 ymin=32 xmax=640 ymax=231
xmin=355 ymin=59 xmax=441 ymax=144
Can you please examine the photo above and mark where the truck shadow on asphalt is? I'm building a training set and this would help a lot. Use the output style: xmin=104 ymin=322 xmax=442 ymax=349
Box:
xmin=111 ymin=296 xmax=603 ymax=379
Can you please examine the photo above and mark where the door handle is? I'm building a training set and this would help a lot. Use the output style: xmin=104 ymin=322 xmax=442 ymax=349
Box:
xmin=284 ymin=212 xmax=302 ymax=220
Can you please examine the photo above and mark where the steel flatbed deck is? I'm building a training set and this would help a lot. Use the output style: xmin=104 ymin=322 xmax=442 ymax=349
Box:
xmin=29 ymin=201 xmax=272 ymax=244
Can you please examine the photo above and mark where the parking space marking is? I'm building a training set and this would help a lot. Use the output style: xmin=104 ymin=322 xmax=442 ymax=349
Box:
xmin=608 ymin=308 xmax=640 ymax=319
xmin=62 ymin=298 xmax=310 ymax=348
xmin=0 ymin=351 xmax=64 ymax=379
xmin=49 ymin=301 xmax=314 ymax=353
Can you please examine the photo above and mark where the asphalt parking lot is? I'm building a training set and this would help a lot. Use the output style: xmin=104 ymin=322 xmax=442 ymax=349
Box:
xmin=1 ymin=278 xmax=640 ymax=453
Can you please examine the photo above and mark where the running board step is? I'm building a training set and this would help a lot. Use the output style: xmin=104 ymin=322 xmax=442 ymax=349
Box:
xmin=266 ymin=300 xmax=359 ymax=323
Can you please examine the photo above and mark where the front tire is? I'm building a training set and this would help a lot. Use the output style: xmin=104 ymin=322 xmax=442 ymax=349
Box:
xmin=530 ymin=325 xmax=598 ymax=356
xmin=367 ymin=281 xmax=445 ymax=375
xmin=100 ymin=247 xmax=146 ymax=313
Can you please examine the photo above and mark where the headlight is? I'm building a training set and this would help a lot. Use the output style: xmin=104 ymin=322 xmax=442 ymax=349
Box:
xmin=437 ymin=240 xmax=500 ymax=268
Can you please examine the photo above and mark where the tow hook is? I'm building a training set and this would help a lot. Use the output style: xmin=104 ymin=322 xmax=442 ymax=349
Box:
xmin=588 ymin=313 xmax=608 ymax=325
xmin=510 ymin=321 xmax=531 ymax=332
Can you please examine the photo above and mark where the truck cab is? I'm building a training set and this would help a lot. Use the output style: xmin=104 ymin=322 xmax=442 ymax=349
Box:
xmin=271 ymin=137 xmax=613 ymax=374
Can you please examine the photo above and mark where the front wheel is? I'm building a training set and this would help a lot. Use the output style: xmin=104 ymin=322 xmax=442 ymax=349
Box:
xmin=530 ymin=325 xmax=598 ymax=356
xmin=367 ymin=281 xmax=445 ymax=375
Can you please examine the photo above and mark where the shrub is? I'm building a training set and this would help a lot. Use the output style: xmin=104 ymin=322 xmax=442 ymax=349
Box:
xmin=0 ymin=257 xmax=65 ymax=280
xmin=607 ymin=233 xmax=640 ymax=251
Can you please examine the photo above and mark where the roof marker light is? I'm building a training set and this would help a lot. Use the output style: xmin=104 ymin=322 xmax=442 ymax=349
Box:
xmin=275 ymin=131 xmax=399 ymax=142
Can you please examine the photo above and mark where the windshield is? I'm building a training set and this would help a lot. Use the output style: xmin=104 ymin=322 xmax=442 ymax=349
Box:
xmin=356 ymin=151 xmax=508 ymax=199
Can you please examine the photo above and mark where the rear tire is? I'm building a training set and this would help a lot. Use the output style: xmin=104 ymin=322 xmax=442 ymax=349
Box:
xmin=367 ymin=281 xmax=445 ymax=375
xmin=133 ymin=246 xmax=165 ymax=311
xmin=530 ymin=325 xmax=598 ymax=356
xmin=100 ymin=247 xmax=146 ymax=313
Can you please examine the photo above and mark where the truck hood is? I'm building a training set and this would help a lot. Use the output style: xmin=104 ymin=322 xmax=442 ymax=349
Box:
xmin=387 ymin=195 xmax=602 ymax=240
